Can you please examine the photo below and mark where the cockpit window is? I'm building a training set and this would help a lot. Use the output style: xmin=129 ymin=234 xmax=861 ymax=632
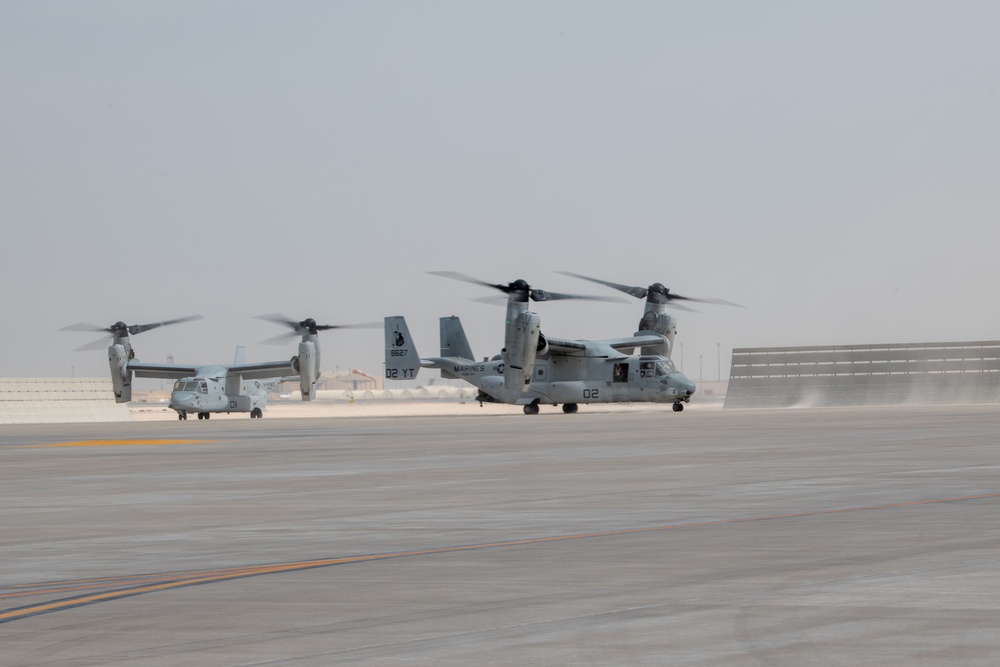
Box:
xmin=173 ymin=380 xmax=207 ymax=393
xmin=658 ymin=359 xmax=677 ymax=375
xmin=640 ymin=361 xmax=656 ymax=378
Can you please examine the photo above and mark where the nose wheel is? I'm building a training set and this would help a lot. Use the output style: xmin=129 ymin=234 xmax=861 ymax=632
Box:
xmin=672 ymin=402 xmax=684 ymax=412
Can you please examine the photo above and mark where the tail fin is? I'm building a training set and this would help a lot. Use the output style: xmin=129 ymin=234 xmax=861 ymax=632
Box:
xmin=233 ymin=346 xmax=246 ymax=365
xmin=384 ymin=316 xmax=420 ymax=381
xmin=439 ymin=316 xmax=475 ymax=379
xmin=439 ymin=316 xmax=474 ymax=360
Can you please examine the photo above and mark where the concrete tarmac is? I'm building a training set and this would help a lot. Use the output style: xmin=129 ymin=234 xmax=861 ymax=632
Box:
xmin=1 ymin=404 xmax=999 ymax=666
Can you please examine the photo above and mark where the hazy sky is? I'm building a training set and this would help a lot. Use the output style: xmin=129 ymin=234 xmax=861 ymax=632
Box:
xmin=3 ymin=1 xmax=999 ymax=384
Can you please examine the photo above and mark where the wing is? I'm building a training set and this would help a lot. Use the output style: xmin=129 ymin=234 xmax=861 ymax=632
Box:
xmin=543 ymin=335 xmax=668 ymax=357
xmin=543 ymin=337 xmax=588 ymax=354
xmin=128 ymin=362 xmax=201 ymax=380
xmin=226 ymin=360 xmax=299 ymax=381
xmin=602 ymin=335 xmax=670 ymax=352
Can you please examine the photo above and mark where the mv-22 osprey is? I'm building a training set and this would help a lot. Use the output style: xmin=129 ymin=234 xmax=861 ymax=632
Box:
xmin=385 ymin=272 xmax=702 ymax=415
xmin=63 ymin=314 xmax=372 ymax=420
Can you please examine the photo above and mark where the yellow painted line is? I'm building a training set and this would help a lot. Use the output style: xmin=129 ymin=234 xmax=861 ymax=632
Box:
xmin=22 ymin=439 xmax=216 ymax=448
xmin=2 ymin=491 xmax=998 ymax=624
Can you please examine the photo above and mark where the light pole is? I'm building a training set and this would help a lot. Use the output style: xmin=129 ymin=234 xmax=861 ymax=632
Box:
xmin=679 ymin=342 xmax=684 ymax=372
xmin=699 ymin=354 xmax=703 ymax=384
xmin=717 ymin=342 xmax=721 ymax=382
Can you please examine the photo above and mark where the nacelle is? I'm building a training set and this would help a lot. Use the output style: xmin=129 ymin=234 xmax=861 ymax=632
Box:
xmin=503 ymin=311 xmax=540 ymax=392
xmin=536 ymin=332 xmax=549 ymax=357
xmin=297 ymin=339 xmax=319 ymax=401
xmin=107 ymin=343 xmax=132 ymax=403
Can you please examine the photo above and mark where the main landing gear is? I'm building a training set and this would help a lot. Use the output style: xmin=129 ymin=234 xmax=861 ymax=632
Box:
xmin=197 ymin=412 xmax=211 ymax=420
xmin=251 ymin=408 xmax=263 ymax=419
xmin=672 ymin=402 xmax=684 ymax=412
xmin=523 ymin=402 xmax=579 ymax=415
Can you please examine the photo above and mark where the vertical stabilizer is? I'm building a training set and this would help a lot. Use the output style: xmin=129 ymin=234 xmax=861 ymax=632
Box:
xmin=439 ymin=316 xmax=474 ymax=360
xmin=385 ymin=316 xmax=420 ymax=381
xmin=439 ymin=316 xmax=474 ymax=379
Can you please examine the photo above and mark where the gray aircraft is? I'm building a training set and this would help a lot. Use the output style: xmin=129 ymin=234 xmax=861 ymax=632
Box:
xmin=384 ymin=273 xmax=698 ymax=414
xmin=62 ymin=315 xmax=372 ymax=420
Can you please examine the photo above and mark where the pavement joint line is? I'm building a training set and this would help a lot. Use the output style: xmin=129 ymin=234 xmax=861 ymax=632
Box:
xmin=2 ymin=491 xmax=997 ymax=625
xmin=20 ymin=439 xmax=217 ymax=448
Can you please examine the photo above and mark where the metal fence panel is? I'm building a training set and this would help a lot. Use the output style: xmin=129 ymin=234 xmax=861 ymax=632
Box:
xmin=724 ymin=341 xmax=1000 ymax=407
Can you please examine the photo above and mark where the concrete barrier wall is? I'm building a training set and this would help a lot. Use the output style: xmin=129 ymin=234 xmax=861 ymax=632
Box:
xmin=725 ymin=341 xmax=1000 ymax=408
xmin=0 ymin=378 xmax=132 ymax=424
xmin=305 ymin=386 xmax=479 ymax=402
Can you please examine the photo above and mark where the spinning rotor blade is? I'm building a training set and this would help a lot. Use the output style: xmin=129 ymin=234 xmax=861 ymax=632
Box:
xmin=255 ymin=314 xmax=380 ymax=344
xmin=75 ymin=336 xmax=123 ymax=352
xmin=430 ymin=271 xmax=624 ymax=304
xmin=557 ymin=271 xmax=743 ymax=309
xmin=127 ymin=314 xmax=205 ymax=335
xmin=556 ymin=271 xmax=650 ymax=300
xmin=60 ymin=322 xmax=110 ymax=333
xmin=60 ymin=314 xmax=204 ymax=351
xmin=427 ymin=271 xmax=511 ymax=294
xmin=529 ymin=289 xmax=623 ymax=303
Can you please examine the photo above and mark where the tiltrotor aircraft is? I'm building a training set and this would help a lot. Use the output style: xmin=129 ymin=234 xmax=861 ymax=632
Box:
xmin=384 ymin=272 xmax=699 ymax=415
xmin=62 ymin=314 xmax=371 ymax=420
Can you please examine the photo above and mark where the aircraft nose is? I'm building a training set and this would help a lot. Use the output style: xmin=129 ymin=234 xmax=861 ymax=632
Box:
xmin=666 ymin=375 xmax=696 ymax=397
xmin=169 ymin=392 xmax=197 ymax=409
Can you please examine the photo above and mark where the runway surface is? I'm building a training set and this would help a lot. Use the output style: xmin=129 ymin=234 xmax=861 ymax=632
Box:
xmin=2 ymin=404 xmax=999 ymax=665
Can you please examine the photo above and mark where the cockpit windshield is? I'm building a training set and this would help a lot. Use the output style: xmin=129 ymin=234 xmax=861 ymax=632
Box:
xmin=173 ymin=380 xmax=207 ymax=393
xmin=640 ymin=357 xmax=677 ymax=378
xmin=658 ymin=359 xmax=677 ymax=375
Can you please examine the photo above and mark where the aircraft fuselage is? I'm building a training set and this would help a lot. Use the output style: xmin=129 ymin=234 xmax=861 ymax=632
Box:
xmin=439 ymin=353 xmax=695 ymax=407
xmin=169 ymin=371 xmax=273 ymax=419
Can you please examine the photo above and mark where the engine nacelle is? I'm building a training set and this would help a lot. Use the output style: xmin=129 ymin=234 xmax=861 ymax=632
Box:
xmin=297 ymin=339 xmax=319 ymax=401
xmin=637 ymin=310 xmax=675 ymax=356
xmin=107 ymin=343 xmax=133 ymax=403
xmin=536 ymin=332 xmax=549 ymax=357
xmin=503 ymin=311 xmax=540 ymax=392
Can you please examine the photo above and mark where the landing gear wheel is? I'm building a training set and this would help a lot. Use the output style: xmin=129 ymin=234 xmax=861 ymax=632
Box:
xmin=251 ymin=408 xmax=263 ymax=419
xmin=198 ymin=412 xmax=210 ymax=420
xmin=523 ymin=403 xmax=540 ymax=415
xmin=562 ymin=403 xmax=578 ymax=414
xmin=672 ymin=402 xmax=684 ymax=412
xmin=177 ymin=412 xmax=186 ymax=420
